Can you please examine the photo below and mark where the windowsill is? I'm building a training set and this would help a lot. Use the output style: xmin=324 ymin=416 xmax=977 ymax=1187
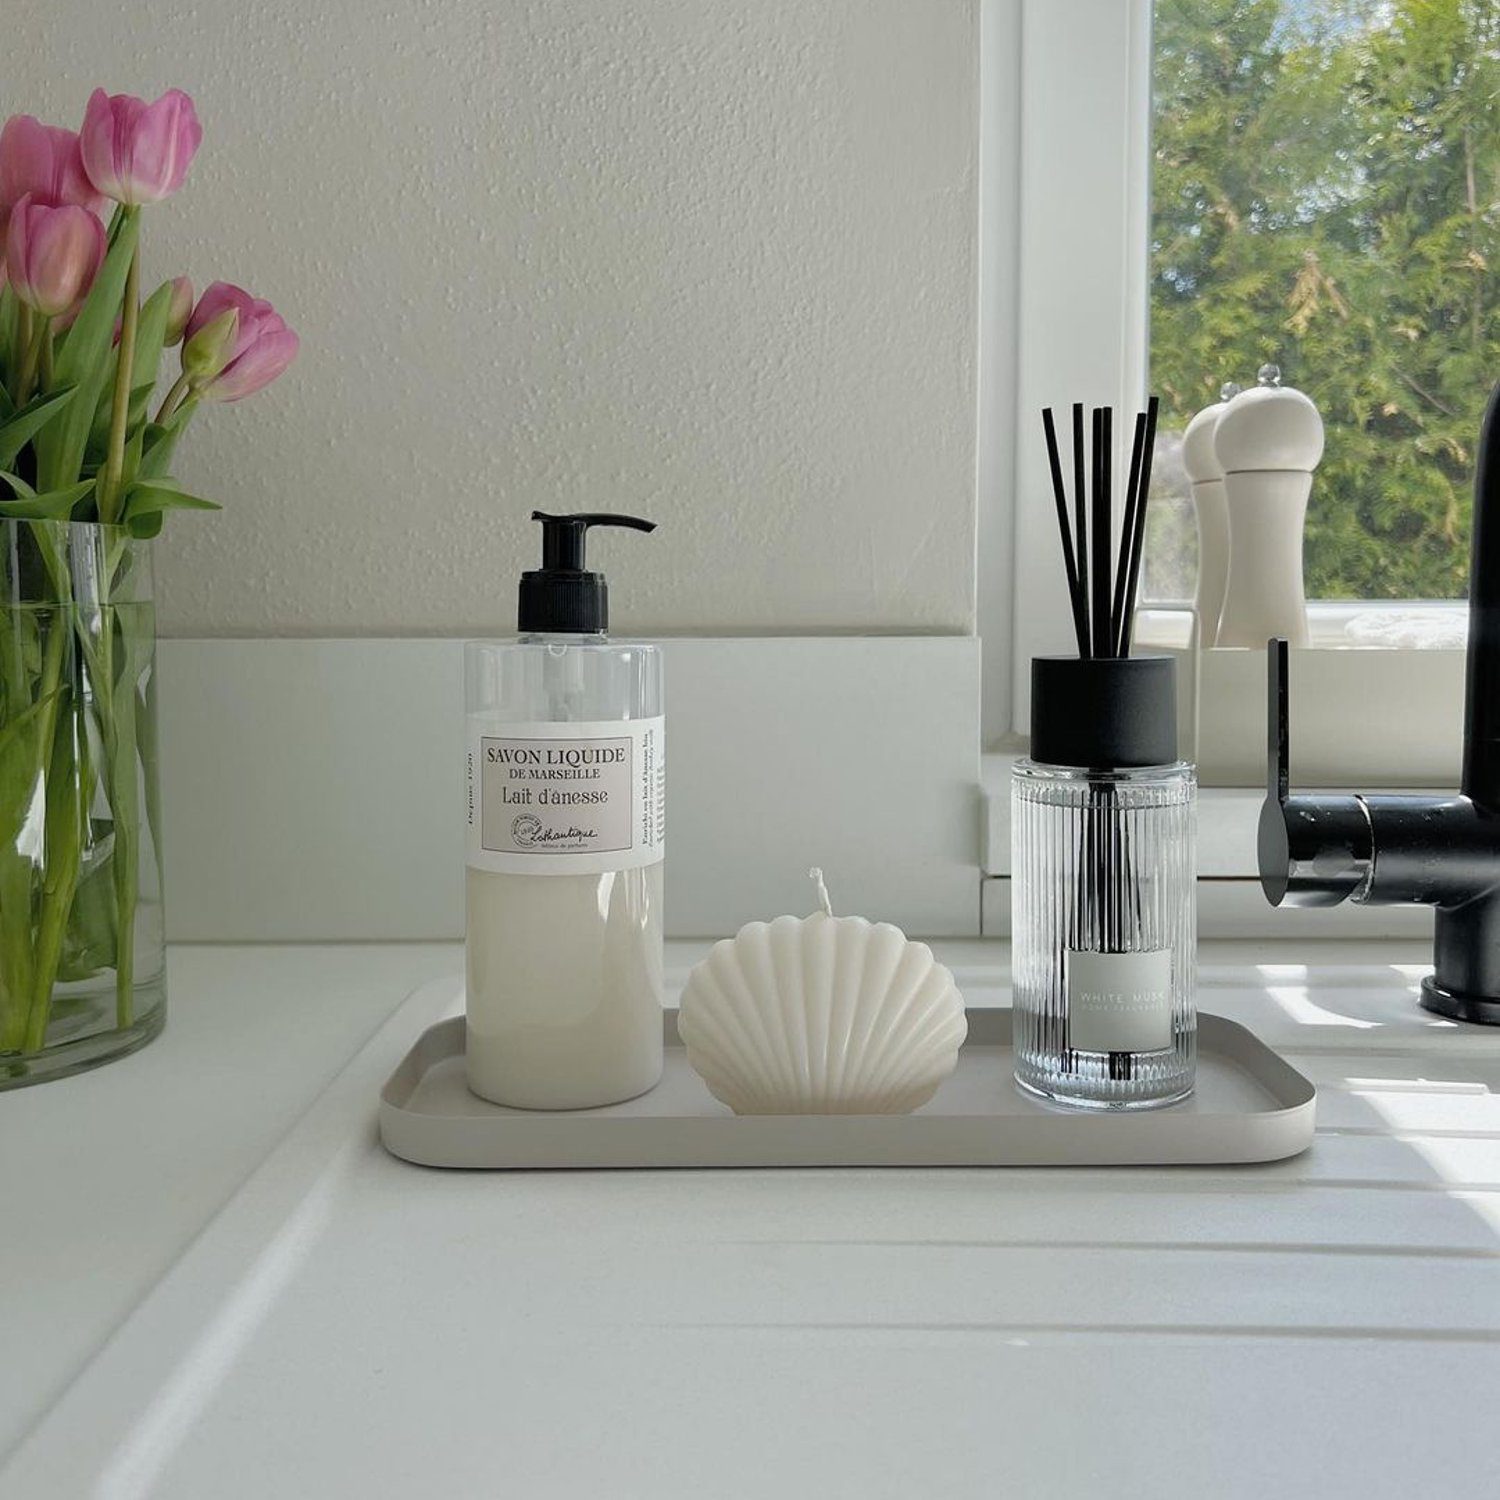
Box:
xmin=1098 ymin=622 xmax=1466 ymax=789
xmin=1135 ymin=599 xmax=1468 ymax=652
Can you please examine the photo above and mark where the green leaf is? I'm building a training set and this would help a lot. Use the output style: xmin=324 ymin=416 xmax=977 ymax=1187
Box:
xmin=85 ymin=367 xmax=157 ymax=461
xmin=58 ymin=843 xmax=118 ymax=982
xmin=120 ymin=421 xmax=146 ymax=492
xmin=0 ymin=383 xmax=78 ymax=469
xmin=129 ymin=281 xmax=173 ymax=416
xmin=0 ymin=646 xmax=54 ymax=1042
xmin=119 ymin=477 xmax=220 ymax=538
xmin=0 ymin=685 xmax=61 ymax=850
xmin=0 ymin=685 xmax=60 ymax=760
xmin=137 ymin=405 xmax=194 ymax=483
xmin=0 ymin=474 xmax=96 ymax=520
xmin=36 ymin=211 xmax=139 ymax=491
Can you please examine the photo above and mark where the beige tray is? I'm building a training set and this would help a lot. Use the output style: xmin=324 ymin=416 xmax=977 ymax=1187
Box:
xmin=378 ymin=1008 xmax=1316 ymax=1169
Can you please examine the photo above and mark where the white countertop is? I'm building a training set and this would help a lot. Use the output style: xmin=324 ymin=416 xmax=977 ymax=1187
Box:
xmin=3 ymin=940 xmax=1499 ymax=1498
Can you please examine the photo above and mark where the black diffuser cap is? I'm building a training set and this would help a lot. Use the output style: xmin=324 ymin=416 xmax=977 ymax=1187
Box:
xmin=518 ymin=511 xmax=656 ymax=634
xmin=1031 ymin=655 xmax=1178 ymax=769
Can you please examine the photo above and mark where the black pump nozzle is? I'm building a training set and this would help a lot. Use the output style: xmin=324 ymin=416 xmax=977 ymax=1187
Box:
xmin=520 ymin=511 xmax=656 ymax=634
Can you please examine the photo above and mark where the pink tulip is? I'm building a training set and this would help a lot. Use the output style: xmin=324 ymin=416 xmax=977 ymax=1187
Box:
xmin=6 ymin=194 xmax=106 ymax=317
xmin=164 ymin=275 xmax=194 ymax=344
xmin=80 ymin=89 xmax=201 ymax=206
xmin=182 ymin=281 xmax=298 ymax=401
xmin=0 ymin=115 xmax=104 ymax=234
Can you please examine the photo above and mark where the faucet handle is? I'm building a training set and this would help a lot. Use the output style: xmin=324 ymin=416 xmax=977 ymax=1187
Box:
xmin=1258 ymin=638 xmax=1372 ymax=907
xmin=1268 ymin=636 xmax=1289 ymax=806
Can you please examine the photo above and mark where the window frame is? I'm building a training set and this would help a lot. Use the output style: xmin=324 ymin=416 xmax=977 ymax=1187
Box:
xmin=989 ymin=0 xmax=1153 ymax=742
xmin=986 ymin=0 xmax=1471 ymax=770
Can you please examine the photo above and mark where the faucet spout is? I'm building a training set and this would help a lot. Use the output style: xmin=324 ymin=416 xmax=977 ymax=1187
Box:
xmin=1462 ymin=380 xmax=1500 ymax=808
xmin=1258 ymin=378 xmax=1500 ymax=1024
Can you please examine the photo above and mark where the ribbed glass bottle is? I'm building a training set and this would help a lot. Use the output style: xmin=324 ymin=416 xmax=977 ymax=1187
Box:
xmin=1011 ymin=761 xmax=1196 ymax=1108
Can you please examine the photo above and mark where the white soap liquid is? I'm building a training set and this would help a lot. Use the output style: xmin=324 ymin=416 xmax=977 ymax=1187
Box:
xmin=465 ymin=864 xmax=664 ymax=1109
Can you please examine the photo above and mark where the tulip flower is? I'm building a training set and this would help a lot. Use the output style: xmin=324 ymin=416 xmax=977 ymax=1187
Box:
xmin=6 ymin=194 xmax=106 ymax=317
xmin=164 ymin=275 xmax=193 ymax=344
xmin=80 ymin=89 xmax=201 ymax=206
xmin=180 ymin=281 xmax=298 ymax=403
xmin=0 ymin=115 xmax=104 ymax=233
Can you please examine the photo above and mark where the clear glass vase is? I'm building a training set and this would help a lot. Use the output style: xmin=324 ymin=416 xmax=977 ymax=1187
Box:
xmin=1011 ymin=760 xmax=1196 ymax=1108
xmin=0 ymin=521 xmax=165 ymax=1088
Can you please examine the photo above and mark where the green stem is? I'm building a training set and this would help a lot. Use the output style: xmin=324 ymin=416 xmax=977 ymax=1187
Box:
xmin=154 ymin=373 xmax=192 ymax=426
xmin=15 ymin=316 xmax=47 ymax=406
xmin=22 ymin=623 xmax=74 ymax=1052
xmin=93 ymin=534 xmax=139 ymax=1030
xmin=24 ymin=769 xmax=83 ymax=1054
xmin=31 ymin=593 xmax=67 ymax=794
xmin=20 ymin=527 xmax=86 ymax=1054
xmin=92 ymin=661 xmax=133 ymax=1031
xmin=100 ymin=560 xmax=134 ymax=1029
xmin=0 ymin=693 xmax=35 ymax=1047
xmin=12 ymin=304 xmax=32 ymax=397
xmin=38 ymin=327 xmax=54 ymax=390
xmin=99 ymin=215 xmax=140 ymax=524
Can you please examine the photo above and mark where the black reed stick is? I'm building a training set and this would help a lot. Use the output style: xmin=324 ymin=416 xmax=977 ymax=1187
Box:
xmin=1119 ymin=395 xmax=1160 ymax=656
xmin=1091 ymin=407 xmax=1111 ymax=659
xmin=1039 ymin=396 xmax=1160 ymax=663
xmin=1111 ymin=409 xmax=1148 ymax=654
xmin=1072 ymin=403 xmax=1088 ymax=657
xmin=1042 ymin=407 xmax=1089 ymax=656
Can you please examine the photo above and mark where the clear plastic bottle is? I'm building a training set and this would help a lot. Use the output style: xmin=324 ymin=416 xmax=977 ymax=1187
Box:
xmin=464 ymin=514 xmax=664 ymax=1109
xmin=1012 ymin=656 xmax=1197 ymax=1108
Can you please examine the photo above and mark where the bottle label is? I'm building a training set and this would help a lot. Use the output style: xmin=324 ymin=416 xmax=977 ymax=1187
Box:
xmin=466 ymin=717 xmax=664 ymax=875
xmin=1066 ymin=949 xmax=1173 ymax=1052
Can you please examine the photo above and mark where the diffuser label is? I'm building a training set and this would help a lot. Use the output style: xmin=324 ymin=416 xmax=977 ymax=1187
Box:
xmin=1066 ymin=949 xmax=1173 ymax=1052
xmin=466 ymin=717 xmax=664 ymax=875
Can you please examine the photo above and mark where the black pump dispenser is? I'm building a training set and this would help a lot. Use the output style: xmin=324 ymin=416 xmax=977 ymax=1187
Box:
xmin=518 ymin=511 xmax=656 ymax=634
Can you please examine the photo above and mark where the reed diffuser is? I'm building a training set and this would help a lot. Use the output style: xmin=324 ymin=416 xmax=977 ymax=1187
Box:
xmin=1011 ymin=398 xmax=1197 ymax=1109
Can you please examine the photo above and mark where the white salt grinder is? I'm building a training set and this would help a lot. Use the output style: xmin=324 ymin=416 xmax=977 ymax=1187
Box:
xmin=1213 ymin=365 xmax=1324 ymax=649
xmin=1180 ymin=381 xmax=1239 ymax=647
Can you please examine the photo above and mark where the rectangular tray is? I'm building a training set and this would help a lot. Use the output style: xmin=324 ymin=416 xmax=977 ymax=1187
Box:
xmin=379 ymin=1008 xmax=1316 ymax=1168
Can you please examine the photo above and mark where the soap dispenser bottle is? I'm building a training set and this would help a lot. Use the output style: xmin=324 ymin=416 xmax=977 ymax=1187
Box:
xmin=465 ymin=511 xmax=665 ymax=1109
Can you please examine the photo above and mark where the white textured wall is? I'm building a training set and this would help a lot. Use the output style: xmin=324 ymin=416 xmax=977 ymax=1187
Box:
xmin=9 ymin=0 xmax=979 ymax=637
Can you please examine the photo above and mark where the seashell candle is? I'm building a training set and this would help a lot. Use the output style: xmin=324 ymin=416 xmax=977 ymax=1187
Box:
xmin=679 ymin=871 xmax=968 ymax=1115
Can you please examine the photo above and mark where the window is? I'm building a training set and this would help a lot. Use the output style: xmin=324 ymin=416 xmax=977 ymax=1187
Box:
xmin=1144 ymin=0 xmax=1500 ymax=608
xmin=1000 ymin=0 xmax=1495 ymax=762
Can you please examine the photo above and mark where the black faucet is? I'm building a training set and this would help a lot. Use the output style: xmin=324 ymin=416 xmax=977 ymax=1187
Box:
xmin=1258 ymin=378 xmax=1500 ymax=1024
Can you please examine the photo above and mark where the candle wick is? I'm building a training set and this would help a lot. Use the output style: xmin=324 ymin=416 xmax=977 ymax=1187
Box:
xmin=808 ymin=866 xmax=834 ymax=917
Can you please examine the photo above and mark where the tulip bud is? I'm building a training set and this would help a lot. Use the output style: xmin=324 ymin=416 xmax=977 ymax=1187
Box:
xmin=80 ymin=89 xmax=202 ymax=206
xmin=164 ymin=276 xmax=194 ymax=345
xmin=6 ymin=194 xmax=106 ymax=317
xmin=181 ymin=306 xmax=238 ymax=383
xmin=182 ymin=281 xmax=298 ymax=402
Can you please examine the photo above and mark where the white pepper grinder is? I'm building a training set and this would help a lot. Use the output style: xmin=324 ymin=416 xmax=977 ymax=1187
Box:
xmin=1213 ymin=364 xmax=1324 ymax=649
xmin=1180 ymin=381 xmax=1240 ymax=647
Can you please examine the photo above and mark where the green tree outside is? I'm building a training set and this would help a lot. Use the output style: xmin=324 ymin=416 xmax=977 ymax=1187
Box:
xmin=1150 ymin=0 xmax=1499 ymax=599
